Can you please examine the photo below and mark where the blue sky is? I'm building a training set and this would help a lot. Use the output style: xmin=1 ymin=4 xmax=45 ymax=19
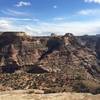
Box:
xmin=0 ymin=0 xmax=100 ymax=36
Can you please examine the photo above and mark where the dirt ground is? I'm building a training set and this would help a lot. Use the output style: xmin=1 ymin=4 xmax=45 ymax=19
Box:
xmin=0 ymin=90 xmax=100 ymax=100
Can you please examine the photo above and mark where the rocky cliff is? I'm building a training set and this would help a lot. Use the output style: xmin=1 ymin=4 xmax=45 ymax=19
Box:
xmin=0 ymin=32 xmax=100 ymax=94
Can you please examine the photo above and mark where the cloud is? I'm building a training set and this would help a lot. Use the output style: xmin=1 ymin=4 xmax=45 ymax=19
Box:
xmin=0 ymin=17 xmax=40 ymax=23
xmin=53 ymin=5 xmax=58 ymax=9
xmin=32 ymin=18 xmax=40 ymax=22
xmin=15 ymin=1 xmax=31 ymax=7
xmin=0 ymin=20 xmax=12 ymax=30
xmin=77 ymin=9 xmax=100 ymax=15
xmin=84 ymin=0 xmax=100 ymax=4
xmin=1 ymin=9 xmax=29 ymax=16
xmin=0 ymin=17 xmax=32 ymax=21
xmin=14 ymin=20 xmax=100 ymax=36
xmin=53 ymin=17 xmax=65 ymax=21
xmin=0 ymin=18 xmax=100 ymax=36
xmin=32 ymin=20 xmax=100 ymax=36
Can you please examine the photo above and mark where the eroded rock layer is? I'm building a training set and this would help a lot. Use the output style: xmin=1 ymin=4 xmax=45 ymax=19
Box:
xmin=0 ymin=32 xmax=100 ymax=94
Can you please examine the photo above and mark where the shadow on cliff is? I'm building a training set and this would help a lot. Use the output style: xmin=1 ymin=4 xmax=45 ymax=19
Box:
xmin=1 ymin=63 xmax=19 ymax=73
xmin=26 ymin=65 xmax=49 ymax=73
xmin=39 ymin=37 xmax=63 ymax=60
xmin=96 ymin=38 xmax=100 ymax=59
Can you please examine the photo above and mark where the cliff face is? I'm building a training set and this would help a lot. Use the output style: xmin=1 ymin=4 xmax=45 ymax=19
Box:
xmin=0 ymin=32 xmax=100 ymax=94
xmin=77 ymin=35 xmax=100 ymax=58
xmin=0 ymin=32 xmax=42 ymax=72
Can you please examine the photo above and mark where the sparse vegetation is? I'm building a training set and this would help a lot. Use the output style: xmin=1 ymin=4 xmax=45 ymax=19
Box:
xmin=0 ymin=32 xmax=100 ymax=94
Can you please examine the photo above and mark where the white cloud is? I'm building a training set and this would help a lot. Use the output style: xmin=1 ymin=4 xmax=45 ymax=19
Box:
xmin=0 ymin=17 xmax=35 ymax=21
xmin=77 ymin=9 xmax=100 ymax=15
xmin=84 ymin=0 xmax=100 ymax=4
xmin=32 ymin=18 xmax=39 ymax=22
xmin=33 ymin=21 xmax=100 ymax=36
xmin=53 ymin=17 xmax=65 ymax=21
xmin=15 ymin=1 xmax=31 ymax=7
xmin=53 ymin=5 xmax=57 ymax=9
xmin=14 ymin=20 xmax=100 ymax=36
xmin=0 ymin=18 xmax=100 ymax=36
xmin=1 ymin=9 xmax=29 ymax=16
xmin=0 ymin=20 xmax=12 ymax=30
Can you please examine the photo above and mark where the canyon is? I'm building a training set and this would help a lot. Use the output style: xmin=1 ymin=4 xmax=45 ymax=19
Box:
xmin=0 ymin=32 xmax=100 ymax=96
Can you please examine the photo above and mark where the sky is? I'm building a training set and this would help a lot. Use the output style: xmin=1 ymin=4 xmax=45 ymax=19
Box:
xmin=0 ymin=0 xmax=100 ymax=36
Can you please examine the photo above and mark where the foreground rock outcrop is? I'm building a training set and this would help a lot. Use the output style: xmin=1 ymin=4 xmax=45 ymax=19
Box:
xmin=0 ymin=32 xmax=100 ymax=94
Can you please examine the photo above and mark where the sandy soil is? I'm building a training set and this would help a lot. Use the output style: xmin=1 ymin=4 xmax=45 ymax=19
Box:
xmin=0 ymin=90 xmax=100 ymax=100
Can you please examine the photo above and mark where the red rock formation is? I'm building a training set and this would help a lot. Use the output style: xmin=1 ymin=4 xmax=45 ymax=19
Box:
xmin=0 ymin=32 xmax=100 ymax=94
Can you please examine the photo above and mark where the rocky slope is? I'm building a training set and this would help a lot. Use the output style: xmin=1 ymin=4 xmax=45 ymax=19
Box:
xmin=0 ymin=32 xmax=100 ymax=94
xmin=77 ymin=35 xmax=100 ymax=59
